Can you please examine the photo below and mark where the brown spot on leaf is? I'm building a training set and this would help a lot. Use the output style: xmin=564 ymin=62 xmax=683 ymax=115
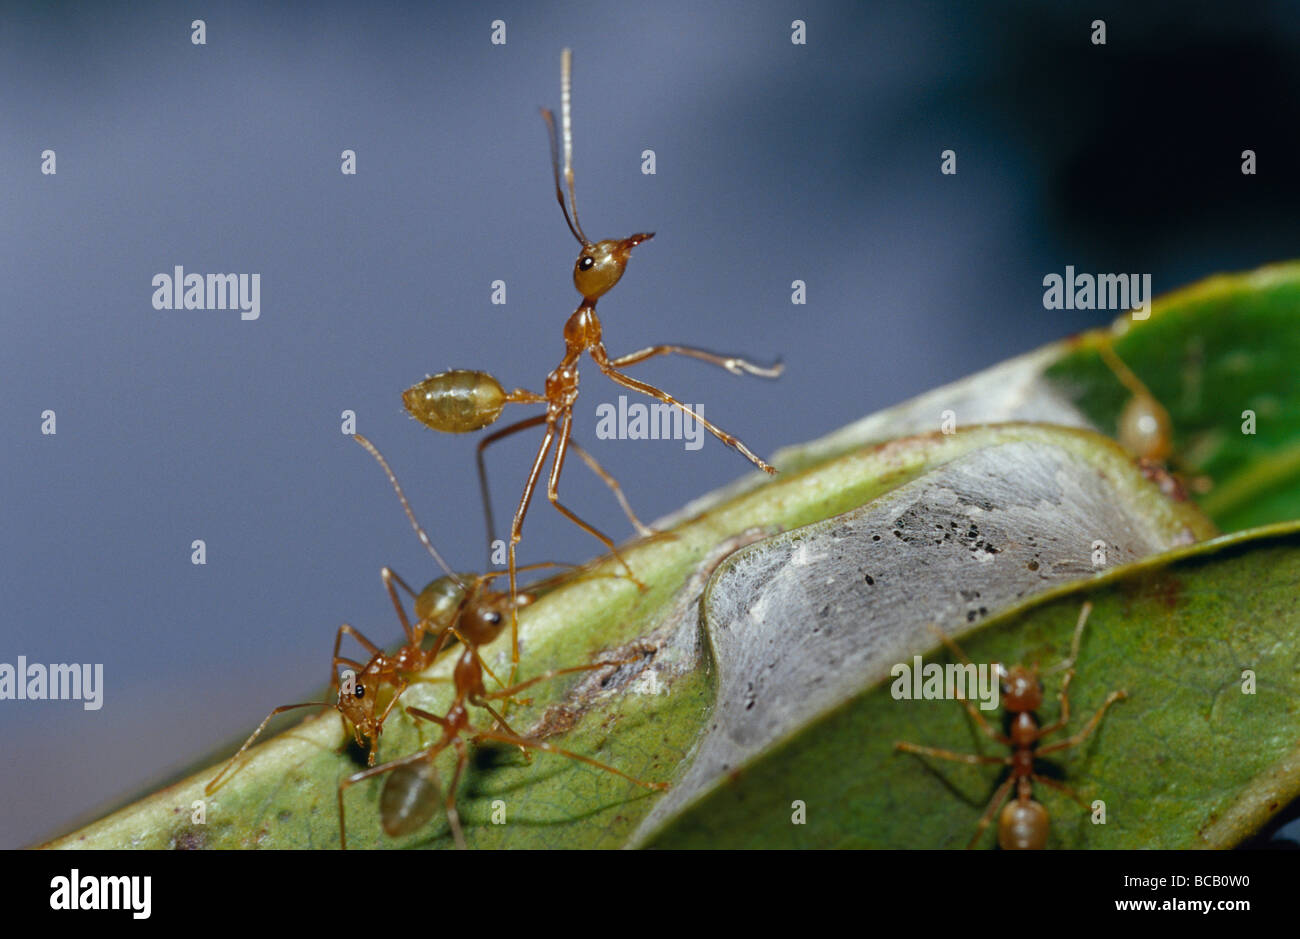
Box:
xmin=169 ymin=825 xmax=208 ymax=850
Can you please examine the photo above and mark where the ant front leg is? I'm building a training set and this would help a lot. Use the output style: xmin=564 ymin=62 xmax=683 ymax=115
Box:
xmin=607 ymin=343 xmax=783 ymax=379
xmin=206 ymin=701 xmax=328 ymax=793
xmin=590 ymin=345 xmax=777 ymax=475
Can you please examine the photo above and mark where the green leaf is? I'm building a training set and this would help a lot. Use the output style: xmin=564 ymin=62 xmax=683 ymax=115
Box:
xmin=43 ymin=425 xmax=1207 ymax=849
xmin=760 ymin=262 xmax=1300 ymax=533
xmin=643 ymin=520 xmax=1300 ymax=849
xmin=46 ymin=261 xmax=1299 ymax=849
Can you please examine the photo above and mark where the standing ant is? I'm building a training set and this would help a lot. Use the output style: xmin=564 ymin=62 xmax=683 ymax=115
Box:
xmin=402 ymin=49 xmax=783 ymax=686
xmin=894 ymin=602 xmax=1127 ymax=849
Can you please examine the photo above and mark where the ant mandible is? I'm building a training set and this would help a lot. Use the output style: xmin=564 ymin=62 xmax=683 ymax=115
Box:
xmin=402 ymin=49 xmax=783 ymax=686
xmin=895 ymin=602 xmax=1127 ymax=849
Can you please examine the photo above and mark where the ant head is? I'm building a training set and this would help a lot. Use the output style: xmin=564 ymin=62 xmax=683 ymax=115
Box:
xmin=458 ymin=599 xmax=508 ymax=647
xmin=573 ymin=233 xmax=654 ymax=301
xmin=336 ymin=673 xmax=378 ymax=737
xmin=1000 ymin=664 xmax=1043 ymax=713
xmin=457 ymin=585 xmax=537 ymax=647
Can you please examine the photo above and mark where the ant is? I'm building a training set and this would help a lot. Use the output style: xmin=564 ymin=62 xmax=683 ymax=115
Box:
xmin=205 ymin=433 xmax=575 ymax=795
xmin=894 ymin=602 xmax=1126 ymax=849
xmin=1096 ymin=337 xmax=1173 ymax=463
xmin=337 ymin=602 xmax=669 ymax=849
xmin=1094 ymin=334 xmax=1212 ymax=499
xmin=402 ymin=49 xmax=783 ymax=687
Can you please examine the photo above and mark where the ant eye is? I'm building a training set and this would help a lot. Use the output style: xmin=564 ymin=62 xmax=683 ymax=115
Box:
xmin=354 ymin=684 xmax=365 ymax=699
xmin=579 ymin=256 xmax=594 ymax=270
xmin=486 ymin=611 xmax=502 ymax=625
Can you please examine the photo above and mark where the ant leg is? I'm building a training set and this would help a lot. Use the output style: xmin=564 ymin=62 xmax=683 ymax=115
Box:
xmin=1031 ymin=774 xmax=1088 ymax=808
xmin=471 ymin=728 xmax=670 ymax=791
xmin=476 ymin=700 xmax=526 ymax=737
xmin=331 ymin=624 xmax=383 ymax=686
xmin=567 ymin=438 xmax=657 ymax=537
xmin=608 ymin=343 xmax=783 ymax=379
xmin=894 ymin=741 xmax=1009 ymax=765
xmin=477 ymin=560 xmax=626 ymax=594
xmin=477 ymin=413 xmax=549 ymax=569
xmin=1045 ymin=602 xmax=1092 ymax=676
xmin=444 ymin=738 xmax=470 ymax=850
xmin=1035 ymin=670 xmax=1075 ymax=737
xmin=405 ymin=706 xmax=450 ymax=728
xmin=507 ymin=423 xmax=557 ymax=688
xmin=957 ymin=698 xmax=1013 ymax=746
xmin=967 ymin=774 xmax=1018 ymax=850
xmin=365 ymin=676 xmax=409 ymax=766
xmin=462 ymin=641 xmax=533 ymax=716
xmin=548 ymin=412 xmax=647 ymax=589
xmin=478 ymin=656 xmax=641 ymax=702
xmin=591 ymin=347 xmax=776 ymax=475
xmin=207 ymin=701 xmax=329 ymax=793
xmin=1037 ymin=690 xmax=1127 ymax=755
xmin=1098 ymin=340 xmax=1155 ymax=402
xmin=380 ymin=567 xmax=420 ymax=646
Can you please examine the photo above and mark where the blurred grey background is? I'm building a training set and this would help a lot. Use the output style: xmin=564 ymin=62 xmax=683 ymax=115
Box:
xmin=4 ymin=0 xmax=1300 ymax=847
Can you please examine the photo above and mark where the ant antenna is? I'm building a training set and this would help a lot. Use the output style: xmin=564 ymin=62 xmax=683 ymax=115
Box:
xmin=561 ymin=48 xmax=585 ymax=242
xmin=353 ymin=434 xmax=466 ymax=590
xmin=1097 ymin=342 xmax=1153 ymax=403
xmin=541 ymin=49 xmax=589 ymax=246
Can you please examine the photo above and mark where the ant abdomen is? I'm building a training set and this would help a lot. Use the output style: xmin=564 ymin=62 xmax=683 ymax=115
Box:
xmin=999 ymin=798 xmax=1049 ymax=850
xmin=415 ymin=574 xmax=472 ymax=631
xmin=403 ymin=369 xmax=507 ymax=433
xmin=380 ymin=762 xmax=441 ymax=837
xmin=1117 ymin=393 xmax=1173 ymax=462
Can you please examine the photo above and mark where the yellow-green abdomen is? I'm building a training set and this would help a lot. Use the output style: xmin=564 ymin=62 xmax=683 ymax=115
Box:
xmin=403 ymin=369 xmax=506 ymax=433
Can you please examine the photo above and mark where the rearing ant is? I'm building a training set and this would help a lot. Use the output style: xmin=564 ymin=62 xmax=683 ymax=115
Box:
xmin=402 ymin=49 xmax=784 ymax=683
